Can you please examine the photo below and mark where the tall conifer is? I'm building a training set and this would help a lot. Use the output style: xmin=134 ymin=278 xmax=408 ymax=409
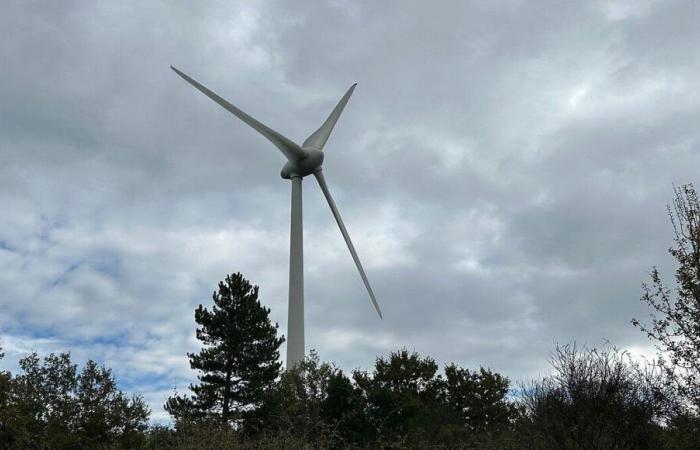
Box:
xmin=167 ymin=273 xmax=284 ymax=425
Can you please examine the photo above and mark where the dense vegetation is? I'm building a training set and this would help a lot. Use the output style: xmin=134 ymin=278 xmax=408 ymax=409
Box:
xmin=0 ymin=351 xmax=149 ymax=448
xmin=2 ymin=184 xmax=700 ymax=448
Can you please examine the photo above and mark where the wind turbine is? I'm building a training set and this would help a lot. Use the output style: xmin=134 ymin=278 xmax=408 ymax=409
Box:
xmin=170 ymin=66 xmax=383 ymax=368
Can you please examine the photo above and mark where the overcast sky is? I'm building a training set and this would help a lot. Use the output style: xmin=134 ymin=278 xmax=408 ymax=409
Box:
xmin=1 ymin=0 xmax=698 ymax=422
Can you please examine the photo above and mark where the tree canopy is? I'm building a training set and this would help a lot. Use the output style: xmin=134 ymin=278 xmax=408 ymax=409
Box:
xmin=166 ymin=272 xmax=284 ymax=427
xmin=1 ymin=351 xmax=148 ymax=449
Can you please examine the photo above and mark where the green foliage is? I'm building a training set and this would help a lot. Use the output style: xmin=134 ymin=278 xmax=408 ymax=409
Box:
xmin=0 ymin=339 xmax=693 ymax=449
xmin=142 ymin=422 xmax=321 ymax=449
xmin=2 ymin=351 xmax=148 ymax=449
xmin=353 ymin=348 xmax=448 ymax=445
xmin=662 ymin=411 xmax=700 ymax=450
xmin=257 ymin=350 xmax=364 ymax=446
xmin=254 ymin=348 xmax=519 ymax=447
xmin=349 ymin=349 xmax=518 ymax=447
xmin=260 ymin=351 xmax=336 ymax=436
xmin=73 ymin=360 xmax=150 ymax=448
xmin=11 ymin=352 xmax=78 ymax=448
xmin=0 ymin=346 xmax=17 ymax=447
xmin=320 ymin=364 xmax=369 ymax=443
xmin=166 ymin=273 xmax=284 ymax=427
xmin=445 ymin=364 xmax=519 ymax=435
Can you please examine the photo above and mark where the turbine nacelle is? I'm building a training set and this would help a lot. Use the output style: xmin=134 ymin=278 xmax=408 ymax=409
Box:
xmin=280 ymin=148 xmax=324 ymax=179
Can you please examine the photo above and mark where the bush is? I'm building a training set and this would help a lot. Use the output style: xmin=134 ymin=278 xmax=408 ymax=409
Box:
xmin=518 ymin=343 xmax=670 ymax=450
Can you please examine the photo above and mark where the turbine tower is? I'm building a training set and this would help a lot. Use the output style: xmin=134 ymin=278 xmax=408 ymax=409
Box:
xmin=171 ymin=66 xmax=383 ymax=368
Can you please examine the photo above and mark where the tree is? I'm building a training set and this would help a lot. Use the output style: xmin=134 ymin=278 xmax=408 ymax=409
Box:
xmin=633 ymin=183 xmax=700 ymax=410
xmin=444 ymin=364 xmax=516 ymax=435
xmin=352 ymin=349 xmax=453 ymax=445
xmin=259 ymin=349 xmax=517 ymax=447
xmin=7 ymin=351 xmax=149 ymax=449
xmin=166 ymin=272 xmax=284 ymax=427
xmin=258 ymin=351 xmax=354 ymax=444
xmin=0 ymin=345 xmax=18 ymax=448
xmin=519 ymin=343 xmax=668 ymax=450
xmin=73 ymin=360 xmax=149 ymax=448
xmin=257 ymin=350 xmax=368 ymax=446
xmin=11 ymin=352 xmax=78 ymax=448
xmin=320 ymin=364 xmax=368 ymax=443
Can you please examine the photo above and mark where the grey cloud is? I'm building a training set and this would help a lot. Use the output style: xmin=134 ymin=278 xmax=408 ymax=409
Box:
xmin=1 ymin=0 xmax=698 ymax=421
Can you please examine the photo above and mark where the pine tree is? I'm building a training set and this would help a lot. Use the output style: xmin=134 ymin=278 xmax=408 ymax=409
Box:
xmin=167 ymin=273 xmax=284 ymax=426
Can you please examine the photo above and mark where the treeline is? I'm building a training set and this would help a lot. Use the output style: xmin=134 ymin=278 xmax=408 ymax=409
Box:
xmin=2 ymin=342 xmax=699 ymax=449
xmin=0 ymin=350 xmax=148 ymax=448
xmin=1 ymin=184 xmax=699 ymax=449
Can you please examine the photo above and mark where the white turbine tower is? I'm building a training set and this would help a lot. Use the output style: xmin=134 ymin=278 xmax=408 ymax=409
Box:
xmin=171 ymin=66 xmax=383 ymax=368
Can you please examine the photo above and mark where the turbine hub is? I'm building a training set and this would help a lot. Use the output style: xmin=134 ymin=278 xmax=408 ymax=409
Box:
xmin=280 ymin=148 xmax=324 ymax=179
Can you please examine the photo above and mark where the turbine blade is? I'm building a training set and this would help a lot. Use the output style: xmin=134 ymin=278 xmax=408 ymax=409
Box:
xmin=302 ymin=84 xmax=357 ymax=151
xmin=171 ymin=66 xmax=304 ymax=162
xmin=314 ymin=170 xmax=383 ymax=319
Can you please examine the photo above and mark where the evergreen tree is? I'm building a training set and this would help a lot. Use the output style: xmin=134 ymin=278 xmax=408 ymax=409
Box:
xmin=166 ymin=272 xmax=284 ymax=426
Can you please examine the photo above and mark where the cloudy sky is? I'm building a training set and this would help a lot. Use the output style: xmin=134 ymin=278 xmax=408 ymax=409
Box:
xmin=1 ymin=0 xmax=698 ymax=422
